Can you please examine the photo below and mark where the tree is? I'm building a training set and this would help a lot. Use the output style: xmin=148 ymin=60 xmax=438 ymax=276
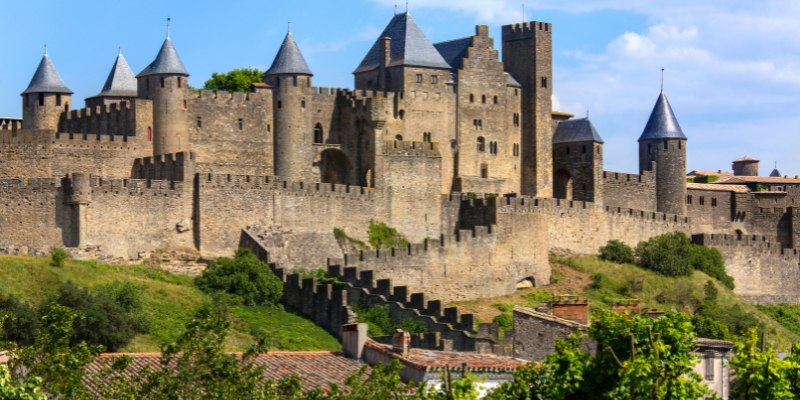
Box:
xmin=195 ymin=248 xmax=283 ymax=307
xmin=203 ymin=68 xmax=264 ymax=93
xmin=599 ymin=240 xmax=635 ymax=264
xmin=635 ymin=232 xmax=694 ymax=277
xmin=729 ymin=329 xmax=793 ymax=399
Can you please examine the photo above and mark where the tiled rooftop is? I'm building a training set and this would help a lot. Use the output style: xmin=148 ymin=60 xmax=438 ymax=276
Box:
xmin=365 ymin=341 xmax=526 ymax=372
xmin=687 ymin=182 xmax=750 ymax=193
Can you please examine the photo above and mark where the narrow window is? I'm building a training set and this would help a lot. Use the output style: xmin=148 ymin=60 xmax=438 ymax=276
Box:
xmin=423 ymin=132 xmax=431 ymax=142
xmin=301 ymin=100 xmax=306 ymax=108
xmin=648 ymin=143 xmax=652 ymax=154
xmin=566 ymin=146 xmax=570 ymax=155
xmin=56 ymin=94 xmax=61 ymax=106
xmin=398 ymin=110 xmax=405 ymax=119
xmin=38 ymin=93 xmax=44 ymax=106
xmin=183 ymin=99 xmax=187 ymax=109
xmin=275 ymin=77 xmax=280 ymax=87
xmin=514 ymin=89 xmax=519 ymax=96
xmin=367 ymin=80 xmax=373 ymax=88
xmin=277 ymin=101 xmax=282 ymax=109
xmin=314 ymin=123 xmax=323 ymax=143
xmin=416 ymin=74 xmax=423 ymax=83
xmin=582 ymin=145 xmax=587 ymax=154
xmin=469 ymin=94 xmax=474 ymax=103
xmin=238 ymin=118 xmax=243 ymax=130
xmin=178 ymin=77 xmax=182 ymax=88
xmin=712 ymin=198 xmax=718 ymax=207
xmin=513 ymin=143 xmax=519 ymax=157
xmin=395 ymin=134 xmax=403 ymax=141
xmin=25 ymin=94 xmax=28 ymax=107
xmin=64 ymin=102 xmax=69 ymax=111
xmin=196 ymin=116 xmax=202 ymax=128
xmin=146 ymin=79 xmax=150 ymax=90
xmin=663 ymin=140 xmax=668 ymax=150
xmin=480 ymin=164 xmax=488 ymax=179
xmin=704 ymin=354 xmax=714 ymax=381
xmin=481 ymin=95 xmax=486 ymax=104
xmin=477 ymin=137 xmax=485 ymax=152
xmin=147 ymin=127 xmax=152 ymax=142
xmin=430 ymin=75 xmax=438 ymax=84
xmin=687 ymin=195 xmax=692 ymax=204
xmin=541 ymin=77 xmax=547 ymax=88
xmin=700 ymin=196 xmax=705 ymax=206
xmin=493 ymin=96 xmax=498 ymax=104
xmin=160 ymin=77 xmax=165 ymax=88
xmin=293 ymin=76 xmax=298 ymax=86
xmin=267 ymin=124 xmax=271 ymax=132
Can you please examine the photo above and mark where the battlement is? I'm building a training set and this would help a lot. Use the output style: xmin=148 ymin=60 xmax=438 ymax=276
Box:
xmin=0 ymin=177 xmax=60 ymax=191
xmin=381 ymin=140 xmax=440 ymax=157
xmin=132 ymin=152 xmax=195 ymax=182
xmin=0 ymin=119 xmax=21 ymax=132
xmin=502 ymin=20 xmax=552 ymax=38
xmin=692 ymin=233 xmax=800 ymax=262
xmin=52 ymin=130 xmax=145 ymax=150
xmin=194 ymin=89 xmax=268 ymax=104
xmin=0 ymin=129 xmax=54 ymax=145
xmin=88 ymin=176 xmax=185 ymax=197
xmin=604 ymin=206 xmax=689 ymax=224
xmin=603 ymin=170 xmax=655 ymax=185
xmin=199 ymin=173 xmax=374 ymax=201
xmin=60 ymin=100 xmax=141 ymax=137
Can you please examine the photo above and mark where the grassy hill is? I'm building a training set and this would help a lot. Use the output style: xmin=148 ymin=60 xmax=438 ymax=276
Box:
xmin=449 ymin=255 xmax=799 ymax=349
xmin=0 ymin=254 xmax=340 ymax=352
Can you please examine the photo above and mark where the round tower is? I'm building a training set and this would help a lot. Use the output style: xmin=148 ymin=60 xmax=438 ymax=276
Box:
xmin=136 ymin=35 xmax=189 ymax=156
xmin=638 ymin=90 xmax=687 ymax=215
xmin=732 ymin=157 xmax=759 ymax=176
xmin=21 ymin=51 xmax=73 ymax=131
xmin=264 ymin=31 xmax=313 ymax=181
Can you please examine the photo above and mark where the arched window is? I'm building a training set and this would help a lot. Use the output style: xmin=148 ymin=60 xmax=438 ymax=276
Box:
xmin=398 ymin=110 xmax=405 ymax=120
xmin=480 ymin=164 xmax=488 ymax=179
xmin=395 ymin=134 xmax=403 ymax=141
xmin=493 ymin=96 xmax=498 ymax=104
xmin=481 ymin=95 xmax=486 ymax=104
xmin=477 ymin=136 xmax=485 ymax=152
xmin=314 ymin=123 xmax=324 ymax=143
xmin=147 ymin=127 xmax=152 ymax=142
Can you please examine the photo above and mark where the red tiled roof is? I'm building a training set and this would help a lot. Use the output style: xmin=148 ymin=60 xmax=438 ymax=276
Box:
xmin=365 ymin=341 xmax=526 ymax=373
xmin=694 ymin=338 xmax=734 ymax=349
xmin=83 ymin=351 xmax=364 ymax=394
xmin=687 ymin=182 xmax=750 ymax=193
xmin=687 ymin=170 xmax=733 ymax=177
xmin=733 ymin=156 xmax=759 ymax=162
xmin=716 ymin=175 xmax=800 ymax=184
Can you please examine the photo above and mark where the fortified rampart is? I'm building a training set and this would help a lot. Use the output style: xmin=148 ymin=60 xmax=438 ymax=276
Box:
xmin=602 ymin=169 xmax=657 ymax=211
xmin=693 ymin=234 xmax=800 ymax=304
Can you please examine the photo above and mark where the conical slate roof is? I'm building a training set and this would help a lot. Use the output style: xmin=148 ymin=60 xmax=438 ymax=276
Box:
xmin=553 ymin=118 xmax=604 ymax=144
xmin=21 ymin=54 xmax=72 ymax=95
xmin=355 ymin=12 xmax=451 ymax=73
xmin=770 ymin=168 xmax=782 ymax=177
xmin=137 ymin=37 xmax=188 ymax=78
xmin=638 ymin=91 xmax=686 ymax=141
xmin=95 ymin=51 xmax=137 ymax=97
xmin=265 ymin=32 xmax=313 ymax=76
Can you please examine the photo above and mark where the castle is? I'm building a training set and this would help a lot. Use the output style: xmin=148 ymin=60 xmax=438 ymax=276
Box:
xmin=2 ymin=13 xmax=800 ymax=306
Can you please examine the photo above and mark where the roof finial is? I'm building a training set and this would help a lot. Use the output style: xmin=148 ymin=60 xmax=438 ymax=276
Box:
xmin=288 ymin=20 xmax=291 ymax=33
xmin=43 ymin=44 xmax=47 ymax=56
xmin=586 ymin=109 xmax=590 ymax=119
xmin=394 ymin=4 xmax=398 ymax=15
xmin=166 ymin=17 xmax=171 ymax=38
xmin=660 ymin=66 xmax=665 ymax=93
xmin=118 ymin=46 xmax=122 ymax=56
xmin=405 ymin=0 xmax=409 ymax=13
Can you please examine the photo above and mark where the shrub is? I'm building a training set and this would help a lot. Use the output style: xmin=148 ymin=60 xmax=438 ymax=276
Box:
xmin=0 ymin=294 xmax=38 ymax=345
xmin=590 ymin=273 xmax=612 ymax=290
xmin=492 ymin=312 xmax=513 ymax=331
xmin=690 ymin=245 xmax=734 ymax=289
xmin=50 ymin=281 xmax=149 ymax=351
xmin=493 ymin=303 xmax=513 ymax=313
xmin=635 ymin=232 xmax=693 ymax=277
xmin=397 ymin=318 xmax=426 ymax=334
xmin=351 ymin=304 xmax=394 ymax=336
xmin=50 ymin=248 xmax=69 ymax=268
xmin=695 ymin=301 xmax=760 ymax=337
xmin=703 ymin=280 xmax=718 ymax=301
xmin=195 ymin=248 xmax=283 ymax=307
xmin=691 ymin=313 xmax=731 ymax=340
xmin=367 ymin=220 xmax=409 ymax=249
xmin=599 ymin=240 xmax=635 ymax=264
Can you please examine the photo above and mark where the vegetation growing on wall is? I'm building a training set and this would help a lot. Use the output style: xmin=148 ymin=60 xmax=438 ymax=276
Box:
xmin=367 ymin=220 xmax=409 ymax=249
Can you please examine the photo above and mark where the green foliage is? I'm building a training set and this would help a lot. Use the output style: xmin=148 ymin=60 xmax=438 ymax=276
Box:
xmin=492 ymin=312 xmax=513 ymax=330
xmin=327 ymin=359 xmax=412 ymax=399
xmin=195 ymin=248 xmax=283 ymax=307
xmin=635 ymin=232 xmax=694 ymax=277
xmin=598 ymin=240 xmax=635 ymax=264
xmin=0 ymin=294 xmax=38 ymax=345
xmin=689 ymin=245 xmax=735 ymax=289
xmin=729 ymin=329 xmax=795 ymax=399
xmin=49 ymin=248 xmax=68 ymax=268
xmin=704 ymin=280 xmax=719 ymax=301
xmin=333 ymin=227 xmax=368 ymax=250
xmin=50 ymin=281 xmax=149 ymax=352
xmin=351 ymin=303 xmax=426 ymax=336
xmin=694 ymin=175 xmax=719 ymax=183
xmin=493 ymin=303 xmax=513 ymax=313
xmin=523 ymin=290 xmax=554 ymax=307
xmin=691 ymin=313 xmax=731 ymax=340
xmin=203 ymin=68 xmax=264 ymax=93
xmin=758 ymin=304 xmax=800 ymax=337
xmin=590 ymin=272 xmax=612 ymax=289
xmin=695 ymin=301 xmax=761 ymax=338
xmin=367 ymin=220 xmax=409 ymax=249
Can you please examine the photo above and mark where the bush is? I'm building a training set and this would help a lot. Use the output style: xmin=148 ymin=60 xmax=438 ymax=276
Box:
xmin=635 ymin=232 xmax=693 ymax=277
xmin=195 ymin=248 xmax=283 ymax=307
xmin=691 ymin=313 xmax=731 ymax=340
xmin=367 ymin=220 xmax=408 ymax=249
xmin=50 ymin=281 xmax=149 ymax=351
xmin=493 ymin=303 xmax=513 ymax=313
xmin=351 ymin=304 xmax=394 ymax=336
xmin=689 ymin=245 xmax=734 ymax=289
xmin=590 ymin=273 xmax=612 ymax=290
xmin=695 ymin=301 xmax=760 ymax=337
xmin=50 ymin=248 xmax=69 ymax=268
xmin=492 ymin=312 xmax=513 ymax=331
xmin=0 ymin=294 xmax=38 ymax=345
xmin=703 ymin=280 xmax=718 ymax=301
xmin=599 ymin=240 xmax=635 ymax=264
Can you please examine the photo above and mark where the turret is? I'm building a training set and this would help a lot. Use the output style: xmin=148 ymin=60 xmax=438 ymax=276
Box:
xmin=552 ymin=117 xmax=604 ymax=204
xmin=263 ymin=30 xmax=313 ymax=181
xmin=86 ymin=49 xmax=137 ymax=108
xmin=638 ymin=89 xmax=687 ymax=215
xmin=137 ymin=34 xmax=189 ymax=155
xmin=21 ymin=50 xmax=72 ymax=131
xmin=732 ymin=157 xmax=759 ymax=176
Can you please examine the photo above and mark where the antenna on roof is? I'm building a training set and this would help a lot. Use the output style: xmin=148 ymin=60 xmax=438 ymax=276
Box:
xmin=166 ymin=17 xmax=171 ymax=38
xmin=394 ymin=4 xmax=398 ymax=15
xmin=660 ymin=66 xmax=665 ymax=93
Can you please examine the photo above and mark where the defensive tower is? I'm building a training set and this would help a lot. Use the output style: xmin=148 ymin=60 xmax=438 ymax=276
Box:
xmin=21 ymin=50 xmax=73 ymax=131
xmin=638 ymin=89 xmax=687 ymax=215
xmin=263 ymin=30 xmax=314 ymax=181
xmin=552 ymin=117 xmax=604 ymax=204
xmin=136 ymin=34 xmax=190 ymax=155
xmin=86 ymin=49 xmax=137 ymax=108
xmin=501 ymin=21 xmax=553 ymax=198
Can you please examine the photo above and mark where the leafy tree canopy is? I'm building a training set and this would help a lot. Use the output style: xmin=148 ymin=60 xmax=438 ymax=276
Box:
xmin=203 ymin=68 xmax=264 ymax=93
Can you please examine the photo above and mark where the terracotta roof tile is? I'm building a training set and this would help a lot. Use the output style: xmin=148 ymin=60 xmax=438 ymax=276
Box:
xmin=694 ymin=337 xmax=734 ymax=349
xmin=687 ymin=182 xmax=750 ymax=193
xmin=365 ymin=340 xmax=526 ymax=372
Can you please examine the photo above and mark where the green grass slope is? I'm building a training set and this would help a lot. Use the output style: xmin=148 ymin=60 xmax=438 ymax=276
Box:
xmin=450 ymin=255 xmax=799 ymax=349
xmin=0 ymin=255 xmax=340 ymax=352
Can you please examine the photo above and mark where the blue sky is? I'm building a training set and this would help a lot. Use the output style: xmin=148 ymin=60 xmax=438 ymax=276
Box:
xmin=1 ymin=0 xmax=798 ymax=175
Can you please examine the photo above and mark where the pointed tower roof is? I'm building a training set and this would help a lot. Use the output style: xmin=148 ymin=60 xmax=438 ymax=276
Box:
xmin=137 ymin=37 xmax=188 ymax=78
xmin=638 ymin=91 xmax=686 ymax=141
xmin=21 ymin=53 xmax=72 ymax=95
xmin=95 ymin=51 xmax=137 ymax=97
xmin=553 ymin=118 xmax=604 ymax=144
xmin=355 ymin=12 xmax=451 ymax=73
xmin=265 ymin=32 xmax=313 ymax=76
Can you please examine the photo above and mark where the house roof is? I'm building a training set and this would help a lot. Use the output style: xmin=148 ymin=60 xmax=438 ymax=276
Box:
xmin=265 ymin=32 xmax=313 ymax=76
xmin=365 ymin=341 xmax=526 ymax=373
xmin=21 ymin=54 xmax=73 ymax=95
xmin=137 ymin=37 xmax=189 ymax=78
xmin=694 ymin=338 xmax=734 ymax=350
xmin=512 ymin=305 xmax=588 ymax=328
xmin=716 ymin=175 xmax=800 ymax=185
xmin=82 ymin=352 xmax=364 ymax=394
xmin=93 ymin=52 xmax=137 ymax=98
xmin=638 ymin=91 xmax=686 ymax=141
xmin=733 ymin=156 xmax=759 ymax=163
xmin=355 ymin=12 xmax=451 ymax=74
xmin=553 ymin=117 xmax=604 ymax=144
xmin=686 ymin=170 xmax=733 ymax=178
xmin=433 ymin=37 xmax=471 ymax=71
xmin=687 ymin=182 xmax=750 ymax=193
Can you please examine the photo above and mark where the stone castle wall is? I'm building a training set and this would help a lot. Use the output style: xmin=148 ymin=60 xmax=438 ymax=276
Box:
xmin=602 ymin=169 xmax=657 ymax=211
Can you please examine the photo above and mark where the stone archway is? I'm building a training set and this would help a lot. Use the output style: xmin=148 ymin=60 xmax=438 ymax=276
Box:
xmin=319 ymin=148 xmax=354 ymax=185
xmin=554 ymin=169 xmax=573 ymax=200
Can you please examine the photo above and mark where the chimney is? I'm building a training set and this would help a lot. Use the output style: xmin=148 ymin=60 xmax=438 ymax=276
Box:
xmin=341 ymin=323 xmax=368 ymax=359
xmin=551 ymin=296 xmax=589 ymax=326
xmin=391 ymin=329 xmax=410 ymax=357
xmin=380 ymin=37 xmax=392 ymax=68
